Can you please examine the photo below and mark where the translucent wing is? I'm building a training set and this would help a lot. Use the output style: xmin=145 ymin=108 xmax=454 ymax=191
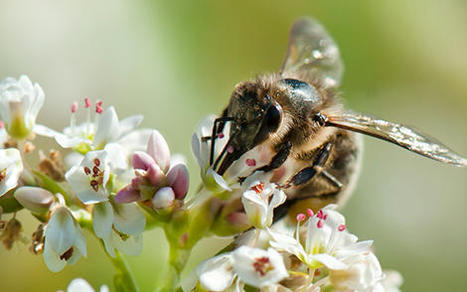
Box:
xmin=327 ymin=112 xmax=467 ymax=167
xmin=281 ymin=18 xmax=343 ymax=88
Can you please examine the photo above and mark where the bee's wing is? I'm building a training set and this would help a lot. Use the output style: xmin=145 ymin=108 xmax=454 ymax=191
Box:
xmin=281 ymin=18 xmax=343 ymax=88
xmin=327 ymin=112 xmax=467 ymax=167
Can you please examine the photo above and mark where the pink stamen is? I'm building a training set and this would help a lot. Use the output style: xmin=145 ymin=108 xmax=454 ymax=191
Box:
xmin=246 ymin=159 xmax=256 ymax=167
xmin=306 ymin=208 xmax=314 ymax=217
xmin=316 ymin=210 xmax=324 ymax=219
xmin=338 ymin=224 xmax=346 ymax=232
xmin=227 ymin=145 xmax=234 ymax=154
xmin=95 ymin=104 xmax=103 ymax=114
xmin=317 ymin=220 xmax=323 ymax=228
xmin=96 ymin=100 xmax=103 ymax=107
xmin=296 ymin=213 xmax=306 ymax=222
xmin=0 ymin=121 xmax=4 ymax=129
xmin=71 ymin=102 xmax=78 ymax=113
xmin=217 ymin=133 xmax=224 ymax=139
xmin=84 ymin=97 xmax=92 ymax=108
xmin=323 ymin=214 xmax=328 ymax=220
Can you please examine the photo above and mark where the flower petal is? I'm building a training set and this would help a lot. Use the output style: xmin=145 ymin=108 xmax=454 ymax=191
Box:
xmin=113 ymin=203 xmax=145 ymax=236
xmin=93 ymin=201 xmax=114 ymax=240
xmin=119 ymin=115 xmax=143 ymax=137
xmin=196 ymin=254 xmax=236 ymax=292
xmin=94 ymin=106 xmax=120 ymax=147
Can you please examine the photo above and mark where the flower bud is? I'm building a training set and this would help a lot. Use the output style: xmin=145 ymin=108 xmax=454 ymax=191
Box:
xmin=152 ymin=187 xmax=175 ymax=209
xmin=146 ymin=163 xmax=163 ymax=186
xmin=132 ymin=151 xmax=155 ymax=170
xmin=147 ymin=130 xmax=170 ymax=172
xmin=14 ymin=186 xmax=53 ymax=214
xmin=166 ymin=163 xmax=189 ymax=199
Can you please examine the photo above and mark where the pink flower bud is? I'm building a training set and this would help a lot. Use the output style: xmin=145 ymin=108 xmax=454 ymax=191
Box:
xmin=166 ymin=163 xmax=189 ymax=199
xmin=152 ymin=187 xmax=175 ymax=209
xmin=14 ymin=187 xmax=53 ymax=214
xmin=132 ymin=151 xmax=156 ymax=170
xmin=146 ymin=163 xmax=164 ymax=186
xmin=147 ymin=130 xmax=171 ymax=172
xmin=115 ymin=187 xmax=141 ymax=203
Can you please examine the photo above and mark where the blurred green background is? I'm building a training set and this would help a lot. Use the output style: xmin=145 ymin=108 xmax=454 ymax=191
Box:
xmin=1 ymin=0 xmax=466 ymax=291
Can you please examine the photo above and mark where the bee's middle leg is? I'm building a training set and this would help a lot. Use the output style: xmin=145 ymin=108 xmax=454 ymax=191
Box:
xmin=282 ymin=143 xmax=342 ymax=189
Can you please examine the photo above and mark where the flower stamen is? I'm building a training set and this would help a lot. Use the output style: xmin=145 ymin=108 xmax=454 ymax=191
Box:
xmin=253 ymin=256 xmax=274 ymax=276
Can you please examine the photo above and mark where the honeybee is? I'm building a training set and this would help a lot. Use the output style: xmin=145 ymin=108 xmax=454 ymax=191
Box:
xmin=207 ymin=18 xmax=467 ymax=220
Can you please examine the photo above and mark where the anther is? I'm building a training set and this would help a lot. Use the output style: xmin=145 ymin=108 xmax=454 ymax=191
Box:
xmin=338 ymin=224 xmax=346 ymax=232
xmin=84 ymin=97 xmax=92 ymax=108
xmin=317 ymin=220 xmax=323 ymax=228
xmin=251 ymin=182 xmax=265 ymax=194
xmin=94 ymin=158 xmax=100 ymax=167
xmin=227 ymin=145 xmax=234 ymax=154
xmin=71 ymin=102 xmax=78 ymax=113
xmin=90 ymin=180 xmax=99 ymax=192
xmin=306 ymin=208 xmax=314 ymax=217
xmin=92 ymin=166 xmax=100 ymax=176
xmin=316 ymin=210 xmax=324 ymax=219
xmin=83 ymin=166 xmax=91 ymax=175
xmin=296 ymin=213 xmax=306 ymax=222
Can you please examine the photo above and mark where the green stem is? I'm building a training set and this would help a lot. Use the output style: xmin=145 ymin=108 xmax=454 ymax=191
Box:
xmin=101 ymin=241 xmax=139 ymax=292
xmin=160 ymin=244 xmax=190 ymax=291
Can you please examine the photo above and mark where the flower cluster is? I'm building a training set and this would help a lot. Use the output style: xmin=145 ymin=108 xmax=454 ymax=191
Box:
xmin=0 ymin=74 xmax=403 ymax=292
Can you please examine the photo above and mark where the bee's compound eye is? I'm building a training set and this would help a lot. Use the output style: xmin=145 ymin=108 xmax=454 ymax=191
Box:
xmin=265 ymin=103 xmax=282 ymax=132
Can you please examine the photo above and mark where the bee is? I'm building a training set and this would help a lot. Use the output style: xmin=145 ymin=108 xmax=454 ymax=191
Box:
xmin=206 ymin=18 xmax=467 ymax=220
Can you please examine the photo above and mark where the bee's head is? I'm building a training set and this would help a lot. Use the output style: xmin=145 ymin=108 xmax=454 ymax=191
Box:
xmin=216 ymin=81 xmax=283 ymax=174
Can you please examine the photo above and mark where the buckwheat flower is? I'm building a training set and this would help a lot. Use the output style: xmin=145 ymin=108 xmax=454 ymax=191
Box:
xmin=65 ymin=150 xmax=110 ymax=204
xmin=0 ymin=75 xmax=44 ymax=139
xmin=0 ymin=148 xmax=23 ymax=197
xmin=241 ymin=172 xmax=286 ymax=229
xmin=62 ymin=278 xmax=109 ymax=292
xmin=43 ymin=205 xmax=87 ymax=272
xmin=36 ymin=100 xmax=142 ymax=149
xmin=92 ymin=200 xmax=145 ymax=257
xmin=191 ymin=115 xmax=272 ymax=194
xmin=196 ymin=246 xmax=288 ymax=291
xmin=269 ymin=205 xmax=373 ymax=271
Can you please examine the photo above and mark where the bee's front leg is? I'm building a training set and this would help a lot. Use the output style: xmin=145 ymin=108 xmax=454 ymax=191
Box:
xmin=282 ymin=142 xmax=342 ymax=189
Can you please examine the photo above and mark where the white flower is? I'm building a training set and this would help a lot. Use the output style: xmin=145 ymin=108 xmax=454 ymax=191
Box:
xmin=63 ymin=278 xmax=109 ymax=292
xmin=43 ymin=206 xmax=87 ymax=272
xmin=233 ymin=246 xmax=288 ymax=288
xmin=196 ymin=246 xmax=288 ymax=291
xmin=270 ymin=205 xmax=371 ymax=271
xmin=329 ymin=252 xmax=384 ymax=292
xmin=241 ymin=172 xmax=286 ymax=229
xmin=65 ymin=150 xmax=110 ymax=204
xmin=93 ymin=201 xmax=145 ymax=257
xmin=0 ymin=148 xmax=23 ymax=197
xmin=0 ymin=75 xmax=44 ymax=139
xmin=36 ymin=102 xmax=142 ymax=149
